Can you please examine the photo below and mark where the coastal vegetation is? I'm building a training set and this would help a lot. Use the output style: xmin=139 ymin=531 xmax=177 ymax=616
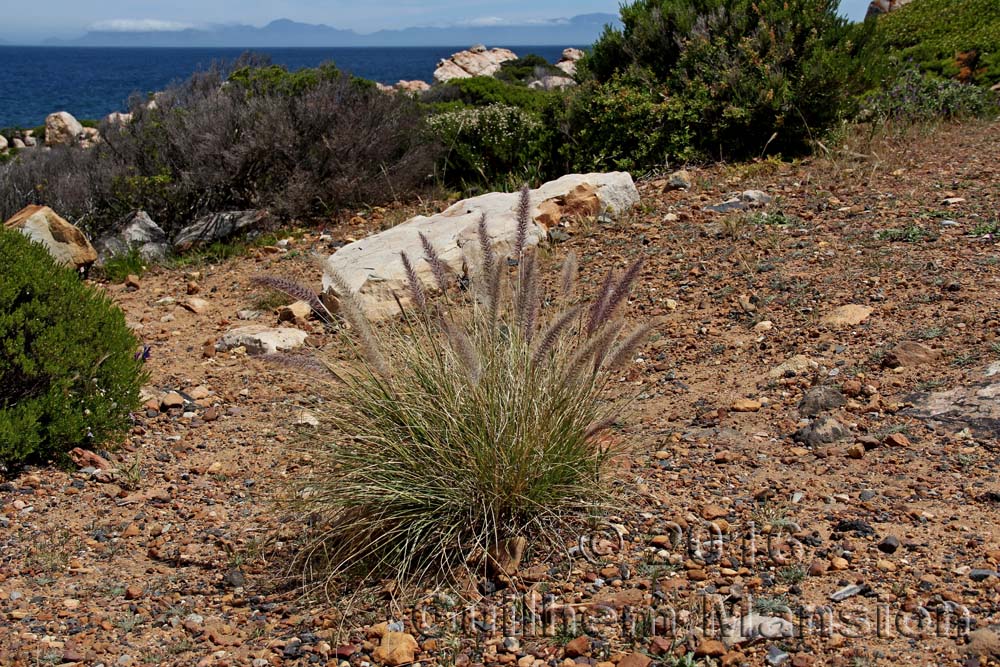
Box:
xmin=0 ymin=229 xmax=146 ymax=466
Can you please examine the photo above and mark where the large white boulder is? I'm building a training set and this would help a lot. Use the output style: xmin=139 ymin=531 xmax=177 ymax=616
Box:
xmin=323 ymin=173 xmax=640 ymax=319
xmin=45 ymin=111 xmax=84 ymax=147
xmin=433 ymin=45 xmax=518 ymax=83
xmin=555 ymin=48 xmax=586 ymax=77
xmin=4 ymin=205 xmax=98 ymax=269
xmin=0 ymin=135 xmax=7 ymax=153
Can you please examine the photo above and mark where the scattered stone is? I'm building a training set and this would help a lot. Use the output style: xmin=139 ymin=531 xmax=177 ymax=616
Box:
xmin=878 ymin=536 xmax=901 ymax=554
xmin=295 ymin=410 xmax=320 ymax=427
xmin=95 ymin=211 xmax=169 ymax=263
xmin=821 ymin=304 xmax=873 ymax=327
xmin=742 ymin=190 xmax=773 ymax=206
xmin=731 ymin=398 xmax=762 ymax=412
xmin=884 ymin=432 xmax=911 ymax=447
xmin=835 ymin=519 xmax=875 ymax=536
xmin=884 ymin=341 xmax=940 ymax=368
xmin=768 ymin=355 xmax=816 ymax=379
xmin=665 ymin=170 xmax=692 ymax=191
xmin=277 ymin=300 xmax=312 ymax=324
xmin=798 ymin=386 xmax=846 ymax=416
xmin=616 ymin=653 xmax=652 ymax=667
xmin=793 ymin=415 xmax=847 ymax=446
xmin=563 ymin=636 xmax=590 ymax=658
xmin=45 ymin=111 xmax=84 ymax=146
xmin=970 ymin=569 xmax=999 ymax=582
xmin=765 ymin=646 xmax=790 ymax=666
xmin=182 ymin=298 xmax=209 ymax=315
xmin=830 ymin=584 xmax=869 ymax=602
xmin=125 ymin=274 xmax=141 ymax=289
xmin=223 ymin=568 xmax=246 ymax=588
xmin=161 ymin=392 xmax=185 ymax=410
xmin=965 ymin=629 xmax=1000 ymax=657
xmin=723 ymin=614 xmax=795 ymax=645
xmin=173 ymin=210 xmax=269 ymax=251
xmin=216 ymin=325 xmax=309 ymax=355
xmin=4 ymin=205 xmax=98 ymax=270
xmin=704 ymin=198 xmax=746 ymax=214
xmin=373 ymin=632 xmax=419 ymax=667
xmin=846 ymin=443 xmax=865 ymax=459
xmin=694 ymin=639 xmax=727 ymax=658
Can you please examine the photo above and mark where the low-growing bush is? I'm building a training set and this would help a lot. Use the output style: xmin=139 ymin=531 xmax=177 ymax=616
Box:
xmin=863 ymin=66 xmax=1000 ymax=126
xmin=0 ymin=230 xmax=147 ymax=468
xmin=265 ymin=189 xmax=652 ymax=588
xmin=429 ymin=103 xmax=550 ymax=186
xmin=0 ymin=57 xmax=437 ymax=239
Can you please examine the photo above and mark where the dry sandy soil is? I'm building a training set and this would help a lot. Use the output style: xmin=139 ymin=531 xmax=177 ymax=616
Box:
xmin=2 ymin=121 xmax=999 ymax=667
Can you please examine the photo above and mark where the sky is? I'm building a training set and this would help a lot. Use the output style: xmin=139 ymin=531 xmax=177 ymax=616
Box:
xmin=1 ymin=0 xmax=874 ymax=43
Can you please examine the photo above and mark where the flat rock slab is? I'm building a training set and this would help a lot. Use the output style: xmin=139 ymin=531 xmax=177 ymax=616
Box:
xmin=215 ymin=326 xmax=308 ymax=356
xmin=323 ymin=172 xmax=640 ymax=319
xmin=821 ymin=304 xmax=873 ymax=327
xmin=905 ymin=363 xmax=1000 ymax=439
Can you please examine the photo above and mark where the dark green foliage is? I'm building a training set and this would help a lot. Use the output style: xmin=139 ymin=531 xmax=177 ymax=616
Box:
xmin=876 ymin=0 xmax=1000 ymax=85
xmin=424 ymin=78 xmax=565 ymax=187
xmin=0 ymin=230 xmax=147 ymax=468
xmin=579 ymin=0 xmax=878 ymax=162
xmin=495 ymin=54 xmax=566 ymax=85
xmin=425 ymin=76 xmax=560 ymax=114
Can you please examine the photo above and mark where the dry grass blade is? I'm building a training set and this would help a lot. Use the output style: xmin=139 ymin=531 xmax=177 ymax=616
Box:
xmin=517 ymin=251 xmax=540 ymax=340
xmin=560 ymin=251 xmax=578 ymax=299
xmin=605 ymin=322 xmax=654 ymax=371
xmin=261 ymin=353 xmax=343 ymax=382
xmin=250 ymin=275 xmax=331 ymax=321
xmin=322 ymin=264 xmax=390 ymax=377
xmin=419 ymin=232 xmax=450 ymax=293
xmin=532 ymin=305 xmax=581 ymax=365
xmin=399 ymin=251 xmax=427 ymax=312
xmin=513 ymin=184 xmax=531 ymax=262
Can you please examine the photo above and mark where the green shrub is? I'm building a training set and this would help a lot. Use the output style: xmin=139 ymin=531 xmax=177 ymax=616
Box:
xmin=495 ymin=54 xmax=566 ymax=85
xmin=563 ymin=77 xmax=702 ymax=172
xmin=428 ymin=103 xmax=551 ymax=186
xmin=0 ymin=230 xmax=147 ymax=468
xmin=426 ymin=76 xmax=560 ymax=114
xmin=863 ymin=66 xmax=999 ymax=126
xmin=876 ymin=0 xmax=1000 ymax=85
xmin=273 ymin=191 xmax=651 ymax=587
xmin=578 ymin=0 xmax=878 ymax=162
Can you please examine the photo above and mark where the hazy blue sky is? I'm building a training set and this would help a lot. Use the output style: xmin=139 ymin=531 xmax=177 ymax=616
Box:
xmin=2 ymin=0 xmax=873 ymax=42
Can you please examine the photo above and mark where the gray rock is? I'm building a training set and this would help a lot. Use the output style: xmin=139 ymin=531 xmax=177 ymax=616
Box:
xmin=216 ymin=325 xmax=308 ymax=356
xmin=878 ymin=536 xmax=900 ymax=554
xmin=173 ymin=210 xmax=269 ymax=251
xmin=970 ymin=569 xmax=999 ymax=582
xmin=765 ymin=646 xmax=790 ymax=666
xmin=905 ymin=363 xmax=1000 ymax=439
xmin=798 ymin=385 xmax=846 ymax=416
xmin=223 ymin=568 xmax=246 ymax=588
xmin=742 ymin=190 xmax=773 ymax=206
xmin=830 ymin=583 xmax=868 ymax=602
xmin=723 ymin=613 xmax=795 ymax=646
xmin=96 ymin=211 xmax=169 ymax=263
xmin=665 ymin=170 xmax=692 ymax=191
xmin=705 ymin=199 xmax=746 ymax=214
xmin=793 ymin=415 xmax=847 ymax=446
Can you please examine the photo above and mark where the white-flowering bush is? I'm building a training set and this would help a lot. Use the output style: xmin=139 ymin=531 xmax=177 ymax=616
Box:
xmin=428 ymin=104 xmax=546 ymax=185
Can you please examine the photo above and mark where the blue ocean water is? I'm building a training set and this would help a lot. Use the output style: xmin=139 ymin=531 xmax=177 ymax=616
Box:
xmin=0 ymin=46 xmax=571 ymax=129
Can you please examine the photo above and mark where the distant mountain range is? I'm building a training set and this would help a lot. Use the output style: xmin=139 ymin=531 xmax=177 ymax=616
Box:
xmin=42 ymin=14 xmax=620 ymax=48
